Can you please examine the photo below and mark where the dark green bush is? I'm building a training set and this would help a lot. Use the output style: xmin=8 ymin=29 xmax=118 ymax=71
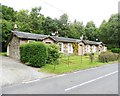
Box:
xmin=98 ymin=51 xmax=119 ymax=63
xmin=84 ymin=53 xmax=88 ymax=56
xmin=20 ymin=42 xmax=47 ymax=67
xmin=111 ymin=48 xmax=120 ymax=53
xmin=46 ymin=44 xmax=60 ymax=64
xmin=20 ymin=44 xmax=29 ymax=63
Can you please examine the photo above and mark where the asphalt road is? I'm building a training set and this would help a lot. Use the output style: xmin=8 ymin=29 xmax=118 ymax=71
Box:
xmin=2 ymin=63 xmax=118 ymax=94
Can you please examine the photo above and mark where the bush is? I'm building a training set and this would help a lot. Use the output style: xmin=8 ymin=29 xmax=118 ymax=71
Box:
xmin=88 ymin=53 xmax=94 ymax=63
xmin=111 ymin=48 xmax=120 ymax=53
xmin=46 ymin=44 xmax=60 ymax=64
xmin=20 ymin=42 xmax=47 ymax=67
xmin=98 ymin=51 xmax=119 ymax=63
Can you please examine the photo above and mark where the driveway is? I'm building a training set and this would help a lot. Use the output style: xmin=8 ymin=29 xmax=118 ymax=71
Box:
xmin=0 ymin=56 xmax=54 ymax=87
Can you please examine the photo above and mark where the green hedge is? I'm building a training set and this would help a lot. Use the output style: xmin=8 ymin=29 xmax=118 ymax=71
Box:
xmin=20 ymin=42 xmax=47 ymax=67
xmin=46 ymin=44 xmax=60 ymax=64
xmin=98 ymin=51 xmax=119 ymax=63
xmin=111 ymin=48 xmax=120 ymax=53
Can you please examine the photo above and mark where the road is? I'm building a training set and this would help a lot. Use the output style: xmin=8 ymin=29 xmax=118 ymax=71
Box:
xmin=2 ymin=63 xmax=118 ymax=94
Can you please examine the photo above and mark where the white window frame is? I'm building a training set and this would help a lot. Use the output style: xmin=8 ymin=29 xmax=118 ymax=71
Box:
xmin=68 ymin=43 xmax=73 ymax=53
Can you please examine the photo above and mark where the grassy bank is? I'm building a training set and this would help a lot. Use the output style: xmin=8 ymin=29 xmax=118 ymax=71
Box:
xmin=39 ymin=55 xmax=118 ymax=74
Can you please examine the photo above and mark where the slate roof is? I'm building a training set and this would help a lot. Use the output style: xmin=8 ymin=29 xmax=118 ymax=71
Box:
xmin=83 ymin=40 xmax=103 ymax=45
xmin=11 ymin=31 xmax=79 ymax=43
xmin=51 ymin=36 xmax=79 ymax=43
xmin=6 ymin=31 xmax=104 ymax=46
xmin=12 ymin=31 xmax=48 ymax=40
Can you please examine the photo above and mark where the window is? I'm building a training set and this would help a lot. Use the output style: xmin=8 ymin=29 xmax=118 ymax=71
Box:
xmin=58 ymin=43 xmax=63 ymax=52
xmin=68 ymin=43 xmax=73 ymax=53
xmin=45 ymin=42 xmax=51 ymax=44
xmin=28 ymin=40 xmax=35 ymax=43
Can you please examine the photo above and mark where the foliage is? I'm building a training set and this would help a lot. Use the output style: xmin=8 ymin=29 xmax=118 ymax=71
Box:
xmin=98 ymin=51 xmax=118 ymax=63
xmin=88 ymin=53 xmax=94 ymax=63
xmin=98 ymin=14 xmax=119 ymax=48
xmin=20 ymin=42 xmax=47 ymax=67
xmin=72 ymin=42 xmax=78 ymax=55
xmin=46 ymin=44 xmax=60 ymax=64
xmin=111 ymin=48 xmax=120 ymax=53
xmin=84 ymin=21 xmax=97 ymax=41
xmin=68 ymin=21 xmax=84 ymax=39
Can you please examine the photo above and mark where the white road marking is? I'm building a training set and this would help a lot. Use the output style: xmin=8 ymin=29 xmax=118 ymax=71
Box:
xmin=73 ymin=67 xmax=100 ymax=74
xmin=65 ymin=71 xmax=118 ymax=91
xmin=22 ymin=79 xmax=41 ymax=84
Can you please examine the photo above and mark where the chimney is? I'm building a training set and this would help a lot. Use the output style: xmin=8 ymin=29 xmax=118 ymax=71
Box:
xmin=80 ymin=35 xmax=83 ymax=40
xmin=14 ymin=24 xmax=18 ymax=31
xmin=55 ymin=31 xmax=59 ymax=37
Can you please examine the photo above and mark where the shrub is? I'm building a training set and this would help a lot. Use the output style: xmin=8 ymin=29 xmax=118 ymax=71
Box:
xmin=84 ymin=53 xmax=88 ymax=56
xmin=72 ymin=43 xmax=78 ymax=55
xmin=20 ymin=42 xmax=47 ymax=67
xmin=98 ymin=51 xmax=119 ymax=63
xmin=46 ymin=44 xmax=60 ymax=64
xmin=111 ymin=48 xmax=120 ymax=53
xmin=88 ymin=53 xmax=94 ymax=63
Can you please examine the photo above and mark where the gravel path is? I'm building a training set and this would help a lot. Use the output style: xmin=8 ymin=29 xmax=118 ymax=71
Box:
xmin=1 ymin=56 xmax=55 ymax=87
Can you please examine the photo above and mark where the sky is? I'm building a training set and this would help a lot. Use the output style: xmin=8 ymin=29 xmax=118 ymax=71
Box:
xmin=0 ymin=0 xmax=119 ymax=27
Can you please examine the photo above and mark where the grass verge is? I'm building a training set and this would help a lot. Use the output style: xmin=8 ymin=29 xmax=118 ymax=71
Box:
xmin=39 ymin=55 xmax=118 ymax=74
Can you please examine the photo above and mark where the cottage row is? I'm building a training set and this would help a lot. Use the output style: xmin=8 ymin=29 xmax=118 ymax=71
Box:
xmin=6 ymin=31 xmax=107 ymax=59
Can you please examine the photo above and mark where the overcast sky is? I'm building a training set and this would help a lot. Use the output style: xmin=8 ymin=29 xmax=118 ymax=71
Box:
xmin=0 ymin=0 xmax=119 ymax=27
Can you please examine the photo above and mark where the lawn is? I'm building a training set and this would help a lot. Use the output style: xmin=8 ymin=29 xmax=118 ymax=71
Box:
xmin=39 ymin=54 xmax=117 ymax=74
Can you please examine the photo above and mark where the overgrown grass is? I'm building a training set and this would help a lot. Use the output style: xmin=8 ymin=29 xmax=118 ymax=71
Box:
xmin=0 ymin=52 xmax=7 ymax=56
xmin=39 ymin=54 xmax=118 ymax=74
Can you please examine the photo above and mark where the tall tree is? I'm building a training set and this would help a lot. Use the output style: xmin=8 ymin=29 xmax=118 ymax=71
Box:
xmin=43 ymin=17 xmax=59 ymax=35
xmin=15 ymin=10 xmax=30 ymax=32
xmin=68 ymin=20 xmax=85 ymax=39
xmin=98 ymin=14 xmax=119 ymax=48
xmin=1 ymin=4 xmax=15 ymax=51
xmin=29 ymin=7 xmax=45 ymax=34
xmin=84 ymin=21 xmax=97 ymax=41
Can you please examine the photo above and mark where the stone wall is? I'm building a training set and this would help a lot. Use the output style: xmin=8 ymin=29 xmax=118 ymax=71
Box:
xmin=7 ymin=36 xmax=20 ymax=59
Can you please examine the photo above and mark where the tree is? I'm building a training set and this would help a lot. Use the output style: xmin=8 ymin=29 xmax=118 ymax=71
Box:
xmin=15 ymin=10 xmax=30 ymax=32
xmin=43 ymin=17 xmax=59 ymax=35
xmin=98 ymin=14 xmax=119 ymax=48
xmin=29 ymin=7 xmax=45 ymax=34
xmin=1 ymin=20 xmax=13 ymax=51
xmin=84 ymin=21 xmax=97 ymax=41
xmin=68 ymin=20 xmax=85 ymax=39
xmin=1 ymin=4 xmax=16 ymax=52
xmin=59 ymin=13 xmax=68 ymax=25
xmin=1 ymin=4 xmax=16 ymax=21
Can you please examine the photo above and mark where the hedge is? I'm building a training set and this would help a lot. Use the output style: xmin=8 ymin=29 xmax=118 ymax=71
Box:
xmin=111 ymin=48 xmax=120 ymax=53
xmin=20 ymin=42 xmax=47 ymax=67
xmin=46 ymin=44 xmax=60 ymax=64
xmin=98 ymin=51 xmax=119 ymax=63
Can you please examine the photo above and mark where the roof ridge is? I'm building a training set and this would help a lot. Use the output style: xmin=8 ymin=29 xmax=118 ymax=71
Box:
xmin=12 ymin=31 xmax=48 ymax=36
